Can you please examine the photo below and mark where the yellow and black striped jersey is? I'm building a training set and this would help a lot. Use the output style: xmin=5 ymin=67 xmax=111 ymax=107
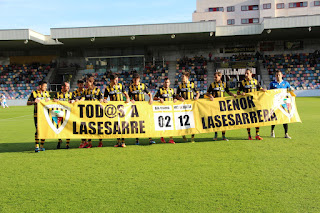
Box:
xmin=54 ymin=91 xmax=73 ymax=101
xmin=104 ymin=83 xmax=126 ymax=101
xmin=176 ymin=81 xmax=199 ymax=100
xmin=128 ymin=83 xmax=150 ymax=101
xmin=207 ymin=82 xmax=229 ymax=98
xmin=238 ymin=78 xmax=261 ymax=93
xmin=72 ymin=88 xmax=85 ymax=100
xmin=154 ymin=87 xmax=176 ymax=101
xmin=82 ymin=87 xmax=102 ymax=100
xmin=27 ymin=90 xmax=50 ymax=117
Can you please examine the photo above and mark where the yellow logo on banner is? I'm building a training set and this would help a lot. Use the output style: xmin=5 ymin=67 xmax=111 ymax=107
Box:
xmin=43 ymin=104 xmax=71 ymax=134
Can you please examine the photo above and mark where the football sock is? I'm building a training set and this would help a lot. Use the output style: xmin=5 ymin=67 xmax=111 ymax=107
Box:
xmin=40 ymin=140 xmax=45 ymax=148
xmin=222 ymin=131 xmax=226 ymax=138
xmin=256 ymin=127 xmax=260 ymax=136
xmin=283 ymin=124 xmax=288 ymax=134
xmin=247 ymin=128 xmax=251 ymax=137
xmin=271 ymin=125 xmax=275 ymax=131
xmin=35 ymin=132 xmax=39 ymax=148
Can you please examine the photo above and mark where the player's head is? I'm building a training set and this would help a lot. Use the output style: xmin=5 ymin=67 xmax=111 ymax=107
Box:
xmin=132 ymin=73 xmax=140 ymax=85
xmin=39 ymin=81 xmax=47 ymax=92
xmin=87 ymin=74 xmax=95 ymax=83
xmin=86 ymin=78 xmax=95 ymax=89
xmin=61 ymin=82 xmax=70 ymax=92
xmin=275 ymin=70 xmax=283 ymax=82
xmin=163 ymin=78 xmax=170 ymax=88
xmin=77 ymin=79 xmax=84 ymax=90
xmin=214 ymin=72 xmax=222 ymax=82
xmin=181 ymin=71 xmax=190 ymax=83
xmin=110 ymin=74 xmax=118 ymax=85
xmin=245 ymin=69 xmax=252 ymax=80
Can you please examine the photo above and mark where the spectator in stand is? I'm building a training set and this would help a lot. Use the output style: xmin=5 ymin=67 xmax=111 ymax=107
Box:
xmin=208 ymin=52 xmax=212 ymax=62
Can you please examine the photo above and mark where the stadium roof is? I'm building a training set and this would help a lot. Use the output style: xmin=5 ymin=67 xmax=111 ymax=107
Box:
xmin=0 ymin=15 xmax=319 ymax=48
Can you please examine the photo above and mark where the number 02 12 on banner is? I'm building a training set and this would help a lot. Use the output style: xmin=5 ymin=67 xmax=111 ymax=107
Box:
xmin=154 ymin=113 xmax=174 ymax=131
xmin=174 ymin=111 xmax=195 ymax=130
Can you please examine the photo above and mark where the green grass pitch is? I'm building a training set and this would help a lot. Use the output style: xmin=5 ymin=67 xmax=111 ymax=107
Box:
xmin=0 ymin=97 xmax=319 ymax=212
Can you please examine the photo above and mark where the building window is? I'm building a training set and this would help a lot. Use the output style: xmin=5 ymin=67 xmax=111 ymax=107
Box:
xmin=263 ymin=3 xmax=271 ymax=9
xmin=252 ymin=18 xmax=259 ymax=23
xmin=227 ymin=19 xmax=235 ymax=25
xmin=227 ymin=6 xmax=235 ymax=12
xmin=289 ymin=2 xmax=308 ymax=8
xmin=209 ymin=7 xmax=224 ymax=12
xmin=241 ymin=18 xmax=259 ymax=24
xmin=315 ymin=1 xmax=320 ymax=6
xmin=241 ymin=5 xmax=259 ymax=11
xmin=277 ymin=3 xmax=285 ymax=9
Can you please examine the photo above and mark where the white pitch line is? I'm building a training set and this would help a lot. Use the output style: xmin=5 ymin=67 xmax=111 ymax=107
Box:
xmin=0 ymin=115 xmax=31 ymax=121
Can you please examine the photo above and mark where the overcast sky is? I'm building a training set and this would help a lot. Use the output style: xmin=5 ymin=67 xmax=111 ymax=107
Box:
xmin=0 ymin=0 xmax=195 ymax=35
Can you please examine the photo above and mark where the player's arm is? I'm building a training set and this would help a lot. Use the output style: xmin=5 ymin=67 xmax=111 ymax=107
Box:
xmin=121 ymin=86 xmax=130 ymax=104
xmin=257 ymin=81 xmax=267 ymax=92
xmin=287 ymin=82 xmax=294 ymax=92
xmin=72 ymin=91 xmax=78 ymax=102
xmin=97 ymin=90 xmax=103 ymax=102
xmin=173 ymin=91 xmax=178 ymax=103
xmin=27 ymin=93 xmax=38 ymax=105
xmin=123 ymin=91 xmax=130 ymax=103
xmin=225 ymin=84 xmax=237 ymax=98
xmin=238 ymin=82 xmax=245 ymax=96
xmin=128 ymin=88 xmax=135 ymax=104
xmin=53 ymin=92 xmax=59 ymax=102
xmin=144 ymin=85 xmax=153 ymax=105
xmin=153 ymin=90 xmax=164 ymax=103
xmin=68 ymin=92 xmax=75 ymax=103
xmin=193 ymin=83 xmax=200 ymax=101
xmin=103 ymin=89 xmax=109 ymax=103
xmin=45 ymin=92 xmax=51 ymax=102
xmin=206 ymin=84 xmax=214 ymax=101
xmin=176 ymin=86 xmax=184 ymax=101
xmin=79 ymin=91 xmax=86 ymax=102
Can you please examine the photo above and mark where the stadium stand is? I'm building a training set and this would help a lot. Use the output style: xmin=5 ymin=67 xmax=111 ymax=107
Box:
xmin=141 ymin=62 xmax=169 ymax=95
xmin=0 ymin=64 xmax=50 ymax=99
xmin=174 ymin=56 xmax=208 ymax=95
xmin=78 ymin=62 xmax=169 ymax=95
xmin=2 ymin=51 xmax=320 ymax=101
xmin=264 ymin=51 xmax=320 ymax=90
xmin=81 ymin=69 xmax=138 ymax=91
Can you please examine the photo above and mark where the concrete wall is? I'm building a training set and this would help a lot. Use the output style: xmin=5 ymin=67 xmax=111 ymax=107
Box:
xmin=295 ymin=89 xmax=320 ymax=97
xmin=7 ymin=99 xmax=28 ymax=106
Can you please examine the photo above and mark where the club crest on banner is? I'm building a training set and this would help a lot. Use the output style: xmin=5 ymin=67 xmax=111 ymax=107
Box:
xmin=43 ymin=104 xmax=71 ymax=134
xmin=273 ymin=91 xmax=295 ymax=120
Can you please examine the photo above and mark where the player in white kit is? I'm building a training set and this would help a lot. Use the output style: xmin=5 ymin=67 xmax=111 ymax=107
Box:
xmin=1 ymin=94 xmax=9 ymax=108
